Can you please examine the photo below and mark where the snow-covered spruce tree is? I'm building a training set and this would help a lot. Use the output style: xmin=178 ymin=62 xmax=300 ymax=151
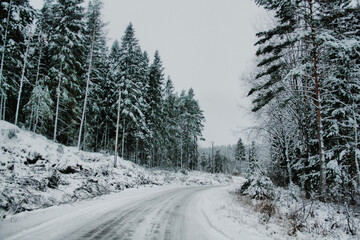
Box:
xmin=177 ymin=88 xmax=205 ymax=170
xmin=14 ymin=26 xmax=32 ymax=125
xmin=145 ymin=50 xmax=165 ymax=166
xmin=0 ymin=0 xmax=35 ymax=122
xmin=248 ymin=141 xmax=257 ymax=175
xmin=107 ymin=40 xmax=122 ymax=154
xmin=136 ymin=50 xmax=151 ymax=165
xmin=249 ymin=0 xmax=315 ymax=192
xmin=214 ymin=150 xmax=223 ymax=173
xmin=23 ymin=0 xmax=55 ymax=136
xmin=23 ymin=77 xmax=53 ymax=134
xmin=235 ymin=137 xmax=246 ymax=174
xmin=24 ymin=32 xmax=46 ymax=132
xmin=317 ymin=1 xmax=360 ymax=196
xmin=251 ymin=0 xmax=359 ymax=199
xmin=45 ymin=0 xmax=86 ymax=144
xmin=117 ymin=23 xmax=150 ymax=162
xmin=77 ymin=0 xmax=108 ymax=151
xmin=162 ymin=77 xmax=181 ymax=167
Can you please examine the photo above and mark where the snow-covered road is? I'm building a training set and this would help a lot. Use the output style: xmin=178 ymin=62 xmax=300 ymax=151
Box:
xmin=1 ymin=185 xmax=243 ymax=240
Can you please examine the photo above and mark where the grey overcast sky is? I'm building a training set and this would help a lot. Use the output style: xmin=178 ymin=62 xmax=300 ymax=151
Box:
xmin=29 ymin=0 xmax=267 ymax=147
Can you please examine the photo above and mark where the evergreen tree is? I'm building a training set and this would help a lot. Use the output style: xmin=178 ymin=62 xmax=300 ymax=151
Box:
xmin=214 ymin=150 xmax=223 ymax=173
xmin=162 ymin=76 xmax=178 ymax=166
xmin=78 ymin=0 xmax=109 ymax=150
xmin=45 ymin=0 xmax=86 ymax=144
xmin=107 ymin=40 xmax=122 ymax=157
xmin=235 ymin=137 xmax=246 ymax=173
xmin=177 ymin=88 xmax=205 ymax=169
xmin=118 ymin=23 xmax=149 ymax=161
xmin=248 ymin=141 xmax=257 ymax=174
xmin=23 ymin=0 xmax=56 ymax=134
xmin=146 ymin=50 xmax=165 ymax=165
xmin=0 ymin=0 xmax=35 ymax=122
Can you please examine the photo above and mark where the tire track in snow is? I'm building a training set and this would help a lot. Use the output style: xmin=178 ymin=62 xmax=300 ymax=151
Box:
xmin=78 ymin=187 xmax=192 ymax=240
xmin=4 ymin=186 xmax=231 ymax=240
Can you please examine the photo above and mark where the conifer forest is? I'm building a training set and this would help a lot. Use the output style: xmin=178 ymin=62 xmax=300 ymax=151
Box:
xmin=0 ymin=0 xmax=205 ymax=169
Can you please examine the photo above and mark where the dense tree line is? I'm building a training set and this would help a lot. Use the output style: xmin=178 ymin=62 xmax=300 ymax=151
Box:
xmin=0 ymin=0 xmax=205 ymax=169
xmin=249 ymin=0 xmax=360 ymax=201
xmin=199 ymin=141 xmax=252 ymax=174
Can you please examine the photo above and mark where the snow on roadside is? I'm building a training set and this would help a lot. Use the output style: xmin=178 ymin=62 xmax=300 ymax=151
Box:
xmin=215 ymin=176 xmax=360 ymax=240
xmin=198 ymin=177 xmax=281 ymax=240
xmin=0 ymin=120 xmax=231 ymax=216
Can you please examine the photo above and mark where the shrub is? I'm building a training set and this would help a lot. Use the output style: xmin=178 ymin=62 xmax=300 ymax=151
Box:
xmin=240 ymin=174 xmax=275 ymax=200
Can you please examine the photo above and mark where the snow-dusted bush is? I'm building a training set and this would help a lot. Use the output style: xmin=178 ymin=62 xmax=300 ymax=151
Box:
xmin=239 ymin=174 xmax=275 ymax=201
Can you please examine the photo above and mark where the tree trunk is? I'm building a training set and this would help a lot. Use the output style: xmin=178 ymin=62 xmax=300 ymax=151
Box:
xmin=285 ymin=139 xmax=293 ymax=185
xmin=122 ymin=118 xmax=125 ymax=158
xmin=0 ymin=0 xmax=12 ymax=119
xmin=30 ymin=34 xmax=44 ymax=132
xmin=180 ymin=136 xmax=183 ymax=169
xmin=33 ymin=37 xmax=43 ymax=133
xmin=78 ymin=28 xmax=96 ymax=150
xmin=353 ymin=102 xmax=360 ymax=187
xmin=135 ymin=138 xmax=139 ymax=164
xmin=308 ymin=0 xmax=326 ymax=198
xmin=53 ymin=65 xmax=63 ymax=141
xmin=1 ymin=97 xmax=6 ymax=120
xmin=114 ymin=90 xmax=121 ymax=167
xmin=15 ymin=32 xmax=31 ymax=125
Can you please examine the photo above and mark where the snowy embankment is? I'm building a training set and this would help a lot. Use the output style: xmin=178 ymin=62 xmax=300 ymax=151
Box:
xmin=0 ymin=120 xmax=230 ymax=216
xmin=220 ymin=176 xmax=360 ymax=240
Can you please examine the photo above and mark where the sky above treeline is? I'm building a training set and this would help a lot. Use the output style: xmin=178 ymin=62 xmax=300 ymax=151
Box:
xmin=29 ymin=0 xmax=267 ymax=147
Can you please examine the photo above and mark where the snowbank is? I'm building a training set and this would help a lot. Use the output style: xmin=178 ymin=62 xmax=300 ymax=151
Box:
xmin=227 ymin=176 xmax=360 ymax=239
xmin=0 ymin=120 xmax=231 ymax=215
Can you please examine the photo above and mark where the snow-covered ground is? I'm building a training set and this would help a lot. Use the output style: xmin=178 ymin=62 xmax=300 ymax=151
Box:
xmin=222 ymin=177 xmax=360 ymax=240
xmin=0 ymin=120 xmax=230 ymax=216
xmin=1 ymin=120 xmax=359 ymax=240
xmin=4 ymin=176 xmax=357 ymax=240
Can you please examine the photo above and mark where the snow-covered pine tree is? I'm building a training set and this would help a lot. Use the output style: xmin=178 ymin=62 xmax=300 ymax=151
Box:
xmin=136 ymin=50 xmax=150 ymax=165
xmin=107 ymin=40 xmax=122 ymax=154
xmin=78 ymin=0 xmax=109 ymax=151
xmin=177 ymin=88 xmax=205 ymax=170
xmin=0 ymin=0 xmax=35 ymax=122
xmin=118 ymin=23 xmax=149 ymax=161
xmin=235 ymin=137 xmax=246 ymax=174
xmin=317 ymin=1 xmax=360 ymax=194
xmin=251 ymin=0 xmax=359 ymax=199
xmin=23 ymin=0 xmax=55 ymax=136
xmin=14 ymin=27 xmax=33 ymax=125
xmin=248 ymin=141 xmax=257 ymax=174
xmin=214 ymin=150 xmax=223 ymax=173
xmin=45 ymin=0 xmax=86 ymax=144
xmin=146 ymin=50 xmax=165 ymax=166
xmin=162 ymin=77 xmax=179 ymax=167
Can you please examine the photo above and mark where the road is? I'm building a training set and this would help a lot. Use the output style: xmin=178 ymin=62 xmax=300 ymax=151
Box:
xmin=1 ymin=185 xmax=237 ymax=240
